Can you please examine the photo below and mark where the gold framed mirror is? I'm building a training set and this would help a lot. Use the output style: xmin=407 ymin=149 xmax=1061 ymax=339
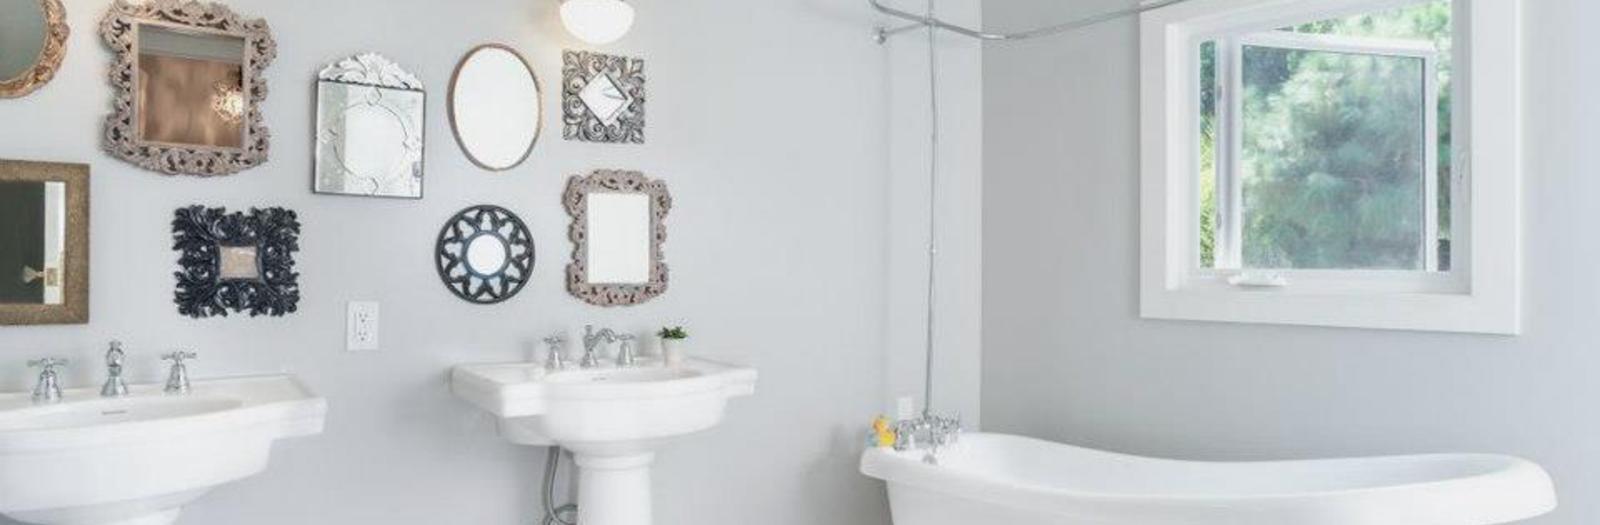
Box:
xmin=0 ymin=160 xmax=89 ymax=325
xmin=100 ymin=0 xmax=276 ymax=176
xmin=0 ymin=0 xmax=69 ymax=99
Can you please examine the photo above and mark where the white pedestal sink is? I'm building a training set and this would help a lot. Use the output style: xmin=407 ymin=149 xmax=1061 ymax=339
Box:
xmin=0 ymin=375 xmax=326 ymax=525
xmin=451 ymin=358 xmax=756 ymax=525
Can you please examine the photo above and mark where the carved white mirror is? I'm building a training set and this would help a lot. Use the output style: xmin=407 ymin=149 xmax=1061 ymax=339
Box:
xmin=565 ymin=170 xmax=670 ymax=306
xmin=0 ymin=0 xmax=68 ymax=99
xmin=101 ymin=0 xmax=276 ymax=176
xmin=448 ymin=44 xmax=542 ymax=171
xmin=314 ymin=53 xmax=425 ymax=198
xmin=0 ymin=160 xmax=88 ymax=325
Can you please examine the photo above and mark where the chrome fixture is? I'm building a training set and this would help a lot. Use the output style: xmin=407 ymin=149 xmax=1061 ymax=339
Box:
xmin=28 ymin=357 xmax=67 ymax=404
xmin=894 ymin=413 xmax=962 ymax=465
xmin=544 ymin=333 xmax=570 ymax=371
xmin=614 ymin=334 xmax=638 ymax=368
xmin=581 ymin=325 xmax=618 ymax=368
xmin=868 ymin=0 xmax=1196 ymax=44
xmin=162 ymin=351 xmax=197 ymax=395
xmin=101 ymin=340 xmax=130 ymax=398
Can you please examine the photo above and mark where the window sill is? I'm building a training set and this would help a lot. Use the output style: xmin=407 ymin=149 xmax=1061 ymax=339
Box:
xmin=1140 ymin=284 xmax=1518 ymax=334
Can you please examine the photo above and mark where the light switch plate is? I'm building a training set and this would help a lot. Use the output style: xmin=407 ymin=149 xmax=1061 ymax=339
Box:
xmin=346 ymin=301 xmax=380 ymax=351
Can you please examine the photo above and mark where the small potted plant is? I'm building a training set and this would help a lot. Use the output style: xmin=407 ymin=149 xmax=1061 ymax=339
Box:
xmin=657 ymin=326 xmax=688 ymax=366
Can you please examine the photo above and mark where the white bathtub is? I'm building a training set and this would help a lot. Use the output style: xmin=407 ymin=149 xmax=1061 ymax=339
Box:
xmin=860 ymin=433 xmax=1556 ymax=525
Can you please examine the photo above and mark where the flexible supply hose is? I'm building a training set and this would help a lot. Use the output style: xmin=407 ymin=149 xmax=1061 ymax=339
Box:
xmin=542 ymin=447 xmax=579 ymax=525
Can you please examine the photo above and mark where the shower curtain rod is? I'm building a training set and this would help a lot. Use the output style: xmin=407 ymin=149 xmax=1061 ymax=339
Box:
xmin=869 ymin=0 xmax=1195 ymax=43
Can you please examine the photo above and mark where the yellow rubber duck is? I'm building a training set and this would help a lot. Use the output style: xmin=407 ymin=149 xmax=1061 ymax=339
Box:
xmin=871 ymin=416 xmax=896 ymax=448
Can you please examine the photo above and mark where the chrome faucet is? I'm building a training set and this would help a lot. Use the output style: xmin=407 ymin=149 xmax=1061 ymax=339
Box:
xmin=614 ymin=334 xmax=638 ymax=367
xmin=894 ymin=412 xmax=962 ymax=464
xmin=162 ymin=351 xmax=197 ymax=395
xmin=28 ymin=357 xmax=67 ymax=404
xmin=101 ymin=341 xmax=130 ymax=398
xmin=581 ymin=325 xmax=618 ymax=368
xmin=543 ymin=333 xmax=569 ymax=371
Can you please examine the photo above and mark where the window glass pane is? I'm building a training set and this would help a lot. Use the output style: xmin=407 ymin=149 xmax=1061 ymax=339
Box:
xmin=1198 ymin=41 xmax=1217 ymax=269
xmin=1240 ymin=47 xmax=1426 ymax=270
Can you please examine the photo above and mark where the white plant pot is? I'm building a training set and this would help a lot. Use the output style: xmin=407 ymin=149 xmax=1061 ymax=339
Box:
xmin=660 ymin=338 xmax=684 ymax=366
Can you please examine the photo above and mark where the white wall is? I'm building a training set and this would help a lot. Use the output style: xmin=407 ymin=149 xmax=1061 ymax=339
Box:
xmin=0 ymin=0 xmax=906 ymax=523
xmin=982 ymin=0 xmax=1599 ymax=523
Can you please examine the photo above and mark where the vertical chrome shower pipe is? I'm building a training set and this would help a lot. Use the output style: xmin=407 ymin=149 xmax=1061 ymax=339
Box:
xmin=921 ymin=0 xmax=940 ymax=418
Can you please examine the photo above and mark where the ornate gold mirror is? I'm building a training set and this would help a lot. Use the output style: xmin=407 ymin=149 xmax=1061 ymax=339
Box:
xmin=101 ymin=0 xmax=276 ymax=176
xmin=0 ymin=0 xmax=68 ymax=98
xmin=0 ymin=160 xmax=88 ymax=325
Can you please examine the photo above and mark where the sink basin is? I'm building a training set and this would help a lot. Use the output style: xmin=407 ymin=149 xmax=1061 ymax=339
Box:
xmin=0 ymin=375 xmax=326 ymax=525
xmin=452 ymin=358 xmax=755 ymax=525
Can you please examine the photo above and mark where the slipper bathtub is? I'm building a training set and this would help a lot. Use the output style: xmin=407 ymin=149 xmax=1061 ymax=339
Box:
xmin=860 ymin=433 xmax=1555 ymax=525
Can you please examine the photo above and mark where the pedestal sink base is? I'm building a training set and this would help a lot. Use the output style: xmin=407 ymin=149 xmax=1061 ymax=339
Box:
xmin=573 ymin=452 xmax=655 ymax=525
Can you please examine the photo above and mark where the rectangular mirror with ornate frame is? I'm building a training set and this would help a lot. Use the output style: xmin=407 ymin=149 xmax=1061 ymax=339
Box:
xmin=0 ymin=160 xmax=89 ymax=325
xmin=565 ymin=170 xmax=670 ymax=306
xmin=101 ymin=0 xmax=276 ymax=176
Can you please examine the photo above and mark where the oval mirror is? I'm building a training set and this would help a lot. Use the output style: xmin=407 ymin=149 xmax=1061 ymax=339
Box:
xmin=0 ymin=0 xmax=68 ymax=99
xmin=448 ymin=44 xmax=542 ymax=171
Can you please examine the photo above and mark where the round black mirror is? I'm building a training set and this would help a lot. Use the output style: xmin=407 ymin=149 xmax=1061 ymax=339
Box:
xmin=436 ymin=205 xmax=534 ymax=304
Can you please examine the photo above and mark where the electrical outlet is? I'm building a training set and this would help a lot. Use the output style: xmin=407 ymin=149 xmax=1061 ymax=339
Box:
xmin=346 ymin=301 xmax=380 ymax=351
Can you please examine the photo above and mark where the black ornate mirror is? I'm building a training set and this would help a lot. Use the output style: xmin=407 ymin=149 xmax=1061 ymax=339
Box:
xmin=435 ymin=205 xmax=534 ymax=304
xmin=172 ymin=206 xmax=300 ymax=318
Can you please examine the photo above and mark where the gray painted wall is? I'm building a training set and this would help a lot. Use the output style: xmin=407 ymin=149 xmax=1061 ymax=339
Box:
xmin=982 ymin=0 xmax=1598 ymax=524
xmin=0 ymin=0 xmax=905 ymax=523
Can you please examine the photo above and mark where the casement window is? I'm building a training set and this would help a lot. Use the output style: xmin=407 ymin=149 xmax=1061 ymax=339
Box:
xmin=1140 ymin=0 xmax=1521 ymax=333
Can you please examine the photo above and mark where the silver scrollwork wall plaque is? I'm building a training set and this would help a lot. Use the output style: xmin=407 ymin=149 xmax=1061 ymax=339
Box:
xmin=562 ymin=50 xmax=644 ymax=144
xmin=314 ymin=53 xmax=425 ymax=198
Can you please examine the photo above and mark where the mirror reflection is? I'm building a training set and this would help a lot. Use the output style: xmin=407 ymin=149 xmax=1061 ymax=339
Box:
xmin=0 ymin=0 xmax=47 ymax=83
xmin=586 ymin=193 xmax=651 ymax=284
xmin=136 ymin=24 xmax=248 ymax=149
xmin=449 ymin=44 xmax=542 ymax=171
xmin=0 ymin=181 xmax=66 ymax=305
xmin=314 ymin=53 xmax=425 ymax=199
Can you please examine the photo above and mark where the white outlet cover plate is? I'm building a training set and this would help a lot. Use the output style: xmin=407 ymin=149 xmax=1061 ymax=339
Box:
xmin=346 ymin=301 xmax=380 ymax=351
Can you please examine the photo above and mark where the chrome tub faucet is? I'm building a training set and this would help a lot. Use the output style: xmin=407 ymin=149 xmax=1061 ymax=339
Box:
xmin=101 ymin=341 xmax=130 ymax=398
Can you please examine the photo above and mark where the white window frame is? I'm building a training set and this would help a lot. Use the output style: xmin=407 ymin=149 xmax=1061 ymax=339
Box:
xmin=1140 ymin=0 xmax=1522 ymax=334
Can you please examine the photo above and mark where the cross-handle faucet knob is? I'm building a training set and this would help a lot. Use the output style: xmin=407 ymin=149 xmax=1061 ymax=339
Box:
xmin=101 ymin=341 xmax=130 ymax=398
xmin=543 ymin=333 xmax=569 ymax=371
xmin=28 ymin=357 xmax=68 ymax=404
xmin=161 ymin=351 xmax=197 ymax=395
xmin=615 ymin=334 xmax=638 ymax=367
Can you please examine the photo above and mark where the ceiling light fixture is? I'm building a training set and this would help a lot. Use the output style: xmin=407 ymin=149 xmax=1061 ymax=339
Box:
xmin=560 ymin=0 xmax=635 ymax=45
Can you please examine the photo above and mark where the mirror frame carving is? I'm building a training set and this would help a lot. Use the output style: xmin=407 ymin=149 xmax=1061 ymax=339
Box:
xmin=0 ymin=0 xmax=69 ymax=99
xmin=564 ymin=170 xmax=670 ymax=307
xmin=171 ymin=205 xmax=300 ymax=318
xmin=0 ymin=160 xmax=89 ymax=325
xmin=100 ymin=0 xmax=277 ymax=176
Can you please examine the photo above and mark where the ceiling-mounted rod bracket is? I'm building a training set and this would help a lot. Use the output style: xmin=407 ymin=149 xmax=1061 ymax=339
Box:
xmin=868 ymin=0 xmax=1198 ymax=43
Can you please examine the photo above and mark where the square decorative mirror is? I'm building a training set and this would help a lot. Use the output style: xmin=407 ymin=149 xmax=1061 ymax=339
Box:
xmin=565 ymin=170 xmax=670 ymax=306
xmin=101 ymin=0 xmax=276 ymax=176
xmin=0 ymin=0 xmax=68 ymax=99
xmin=314 ymin=53 xmax=425 ymax=198
xmin=0 ymin=160 xmax=88 ymax=325
xmin=172 ymin=206 xmax=300 ymax=318
xmin=562 ymin=50 xmax=644 ymax=144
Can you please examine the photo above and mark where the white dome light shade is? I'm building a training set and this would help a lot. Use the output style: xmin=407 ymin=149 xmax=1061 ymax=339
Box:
xmin=560 ymin=0 xmax=635 ymax=45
